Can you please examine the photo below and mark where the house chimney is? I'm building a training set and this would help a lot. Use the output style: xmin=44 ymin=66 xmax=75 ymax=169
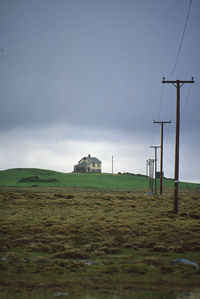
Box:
xmin=88 ymin=154 xmax=91 ymax=157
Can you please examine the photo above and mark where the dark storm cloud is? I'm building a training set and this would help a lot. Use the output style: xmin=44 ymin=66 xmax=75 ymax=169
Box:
xmin=1 ymin=0 xmax=199 ymax=134
xmin=0 ymin=0 xmax=199 ymax=182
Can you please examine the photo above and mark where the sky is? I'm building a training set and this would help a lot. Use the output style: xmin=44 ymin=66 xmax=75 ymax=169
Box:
xmin=0 ymin=0 xmax=199 ymax=183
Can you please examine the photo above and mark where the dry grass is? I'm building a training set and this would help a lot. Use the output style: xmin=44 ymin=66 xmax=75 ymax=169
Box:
xmin=0 ymin=189 xmax=200 ymax=296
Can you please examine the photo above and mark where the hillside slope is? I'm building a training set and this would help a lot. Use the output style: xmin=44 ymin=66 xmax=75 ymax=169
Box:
xmin=0 ymin=168 xmax=199 ymax=190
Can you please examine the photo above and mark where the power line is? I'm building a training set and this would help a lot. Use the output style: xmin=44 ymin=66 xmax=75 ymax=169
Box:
xmin=164 ymin=118 xmax=173 ymax=149
xmin=164 ymin=123 xmax=174 ymax=178
xmin=169 ymin=0 xmax=193 ymax=78
xmin=157 ymin=84 xmax=165 ymax=120
xmin=182 ymin=84 xmax=192 ymax=115
xmin=152 ymin=84 xmax=165 ymax=148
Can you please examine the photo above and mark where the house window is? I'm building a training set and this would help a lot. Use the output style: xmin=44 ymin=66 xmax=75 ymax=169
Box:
xmin=92 ymin=162 xmax=95 ymax=167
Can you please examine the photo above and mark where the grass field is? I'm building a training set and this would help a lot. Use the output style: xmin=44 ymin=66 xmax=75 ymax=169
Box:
xmin=0 ymin=168 xmax=199 ymax=190
xmin=0 ymin=169 xmax=200 ymax=298
xmin=0 ymin=187 xmax=200 ymax=298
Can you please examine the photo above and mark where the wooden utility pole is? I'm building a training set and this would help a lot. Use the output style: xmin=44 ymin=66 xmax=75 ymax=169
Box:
xmin=162 ymin=77 xmax=195 ymax=214
xmin=112 ymin=155 xmax=113 ymax=174
xmin=154 ymin=120 xmax=171 ymax=195
xmin=147 ymin=159 xmax=154 ymax=193
xmin=150 ymin=146 xmax=160 ymax=195
xmin=146 ymin=160 xmax=149 ymax=177
xmin=150 ymin=159 xmax=154 ymax=194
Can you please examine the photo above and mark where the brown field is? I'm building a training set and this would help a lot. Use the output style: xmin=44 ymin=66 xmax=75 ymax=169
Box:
xmin=0 ymin=188 xmax=200 ymax=298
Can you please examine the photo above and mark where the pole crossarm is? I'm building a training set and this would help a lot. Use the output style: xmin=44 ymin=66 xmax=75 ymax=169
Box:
xmin=162 ymin=77 xmax=195 ymax=85
xmin=150 ymin=145 xmax=161 ymax=150
xmin=154 ymin=120 xmax=171 ymax=125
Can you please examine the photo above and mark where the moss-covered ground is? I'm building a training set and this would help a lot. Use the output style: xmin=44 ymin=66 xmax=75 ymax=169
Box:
xmin=0 ymin=189 xmax=200 ymax=298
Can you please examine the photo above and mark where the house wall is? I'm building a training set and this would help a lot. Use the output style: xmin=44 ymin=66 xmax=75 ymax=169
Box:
xmin=88 ymin=162 xmax=101 ymax=173
xmin=74 ymin=165 xmax=101 ymax=173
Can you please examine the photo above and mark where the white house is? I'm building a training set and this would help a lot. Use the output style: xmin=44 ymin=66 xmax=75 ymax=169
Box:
xmin=74 ymin=154 xmax=102 ymax=173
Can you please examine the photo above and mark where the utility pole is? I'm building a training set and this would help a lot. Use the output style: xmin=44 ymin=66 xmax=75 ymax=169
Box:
xmin=112 ymin=155 xmax=113 ymax=174
xmin=150 ymin=146 xmax=160 ymax=195
xmin=154 ymin=120 xmax=171 ymax=195
xmin=150 ymin=159 xmax=154 ymax=194
xmin=146 ymin=160 xmax=149 ymax=177
xmin=147 ymin=159 xmax=154 ymax=193
xmin=162 ymin=77 xmax=195 ymax=214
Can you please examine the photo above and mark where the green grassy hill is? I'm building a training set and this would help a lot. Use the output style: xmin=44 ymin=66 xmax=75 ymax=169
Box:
xmin=0 ymin=168 xmax=199 ymax=190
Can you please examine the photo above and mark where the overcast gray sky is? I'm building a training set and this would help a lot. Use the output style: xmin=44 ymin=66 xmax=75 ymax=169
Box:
xmin=0 ymin=0 xmax=199 ymax=183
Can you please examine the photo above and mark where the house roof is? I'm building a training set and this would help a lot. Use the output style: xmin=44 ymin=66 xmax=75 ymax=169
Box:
xmin=79 ymin=155 xmax=101 ymax=164
xmin=87 ymin=157 xmax=101 ymax=163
